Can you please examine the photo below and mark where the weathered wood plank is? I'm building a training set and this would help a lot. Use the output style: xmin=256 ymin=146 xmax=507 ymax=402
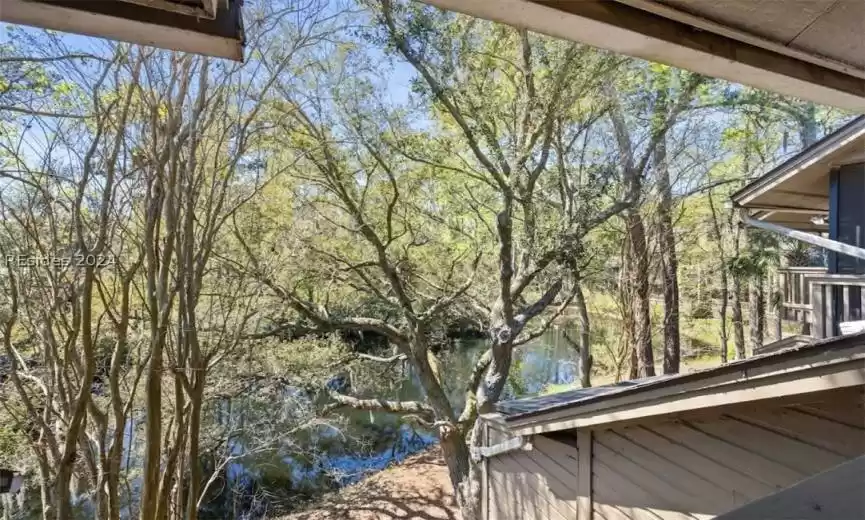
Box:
xmin=578 ymin=430 xmax=592 ymax=520
xmin=530 ymin=436 xmax=580 ymax=493
xmin=488 ymin=470 xmax=547 ymax=520
xmin=687 ymin=416 xmax=845 ymax=475
xmin=474 ymin=436 xmax=529 ymax=459
xmin=812 ymin=282 xmax=825 ymax=338
xmin=592 ymin=457 xmax=698 ymax=520
xmin=491 ymin=455 xmax=574 ymax=520
xmin=489 ymin=464 xmax=542 ymax=520
xmin=653 ymin=421 xmax=803 ymax=486
xmin=624 ymin=426 xmax=775 ymax=502
xmin=593 ymin=438 xmax=708 ymax=514
xmin=595 ymin=430 xmax=728 ymax=513
xmin=731 ymin=407 xmax=865 ymax=457
xmin=488 ymin=464 xmax=513 ymax=520
xmin=790 ymin=391 xmax=865 ymax=429
xmin=498 ymin=450 xmax=578 ymax=506
xmin=843 ymin=285 xmax=852 ymax=321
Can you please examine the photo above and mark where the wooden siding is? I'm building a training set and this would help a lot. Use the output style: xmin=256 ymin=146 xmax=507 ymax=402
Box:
xmin=591 ymin=388 xmax=865 ymax=519
xmin=487 ymin=434 xmax=581 ymax=520
xmin=484 ymin=387 xmax=865 ymax=520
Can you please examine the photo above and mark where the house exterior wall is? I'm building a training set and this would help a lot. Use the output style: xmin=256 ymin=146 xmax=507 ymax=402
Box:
xmin=828 ymin=161 xmax=865 ymax=329
xmin=830 ymin=161 xmax=865 ymax=275
xmin=486 ymin=432 xmax=580 ymax=520
xmin=484 ymin=387 xmax=865 ymax=520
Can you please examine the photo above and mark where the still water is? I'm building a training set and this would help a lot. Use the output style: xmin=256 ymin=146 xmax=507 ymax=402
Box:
xmin=199 ymin=327 xmax=581 ymax=518
xmin=4 ymin=328 xmax=581 ymax=519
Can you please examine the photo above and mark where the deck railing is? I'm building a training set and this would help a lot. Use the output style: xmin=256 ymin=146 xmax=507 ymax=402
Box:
xmin=778 ymin=267 xmax=865 ymax=338
xmin=808 ymin=274 xmax=865 ymax=338
xmin=778 ymin=266 xmax=826 ymax=335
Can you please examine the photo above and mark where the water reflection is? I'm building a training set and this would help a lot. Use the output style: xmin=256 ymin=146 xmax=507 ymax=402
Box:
xmin=4 ymin=328 xmax=580 ymax=519
xmin=200 ymin=327 xmax=579 ymax=518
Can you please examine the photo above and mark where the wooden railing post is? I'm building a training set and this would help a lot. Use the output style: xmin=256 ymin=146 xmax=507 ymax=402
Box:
xmin=774 ymin=270 xmax=783 ymax=341
xmin=826 ymin=285 xmax=835 ymax=337
xmin=776 ymin=268 xmax=865 ymax=339
xmin=578 ymin=431 xmax=593 ymax=520
xmin=799 ymin=273 xmax=808 ymax=332
xmin=812 ymin=282 xmax=825 ymax=339
xmin=842 ymin=286 xmax=852 ymax=321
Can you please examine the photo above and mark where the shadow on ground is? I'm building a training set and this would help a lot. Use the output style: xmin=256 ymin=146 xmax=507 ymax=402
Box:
xmin=282 ymin=448 xmax=457 ymax=520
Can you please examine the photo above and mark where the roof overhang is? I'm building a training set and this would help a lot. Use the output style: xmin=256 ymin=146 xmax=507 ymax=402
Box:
xmin=714 ymin=455 xmax=865 ymax=520
xmin=495 ymin=333 xmax=865 ymax=435
xmin=0 ymin=0 xmax=244 ymax=61
xmin=732 ymin=116 xmax=865 ymax=232
xmin=419 ymin=0 xmax=865 ymax=111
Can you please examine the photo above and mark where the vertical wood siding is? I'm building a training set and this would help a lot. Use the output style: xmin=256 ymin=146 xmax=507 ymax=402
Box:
xmin=487 ymin=434 xmax=580 ymax=520
xmin=591 ymin=389 xmax=865 ymax=520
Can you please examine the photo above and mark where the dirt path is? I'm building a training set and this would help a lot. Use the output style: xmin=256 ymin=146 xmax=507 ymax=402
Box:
xmin=277 ymin=446 xmax=457 ymax=520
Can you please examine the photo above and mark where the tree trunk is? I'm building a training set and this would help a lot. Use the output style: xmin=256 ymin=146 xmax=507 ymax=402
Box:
xmin=798 ymin=102 xmax=818 ymax=149
xmin=749 ymin=277 xmax=765 ymax=353
xmin=626 ymin=209 xmax=655 ymax=377
xmin=749 ymin=280 xmax=760 ymax=353
xmin=655 ymin=138 xmax=680 ymax=374
xmin=758 ymin=279 xmax=767 ymax=342
xmin=37 ymin=455 xmax=54 ymax=520
xmin=732 ymin=275 xmax=747 ymax=360
xmin=731 ymin=217 xmax=747 ymax=360
xmin=185 ymin=383 xmax=204 ymax=520
xmin=719 ymin=270 xmax=729 ymax=364
xmin=574 ymin=280 xmax=592 ymax=388
xmin=772 ymin=270 xmax=783 ymax=341
xmin=441 ymin=427 xmax=481 ymax=520
xmin=707 ymin=193 xmax=728 ymax=363
xmin=140 ymin=335 xmax=164 ymax=520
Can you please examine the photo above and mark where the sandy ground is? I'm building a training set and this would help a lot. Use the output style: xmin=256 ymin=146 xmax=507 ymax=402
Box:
xmin=278 ymin=446 xmax=457 ymax=520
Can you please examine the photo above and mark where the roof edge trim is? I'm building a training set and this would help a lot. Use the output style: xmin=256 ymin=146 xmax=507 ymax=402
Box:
xmin=732 ymin=116 xmax=865 ymax=206
xmin=503 ymin=334 xmax=865 ymax=434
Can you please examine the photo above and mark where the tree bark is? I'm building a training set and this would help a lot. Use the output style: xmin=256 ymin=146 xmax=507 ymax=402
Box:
xmin=732 ymin=275 xmax=746 ymax=360
xmin=719 ymin=272 xmax=730 ymax=364
xmin=707 ymin=193 xmax=729 ymax=364
xmin=655 ymin=138 xmax=680 ymax=374
xmin=440 ymin=426 xmax=480 ymax=520
xmin=749 ymin=277 xmax=766 ymax=353
xmin=772 ymin=269 xmax=783 ymax=341
xmin=574 ymin=280 xmax=592 ymax=388
xmin=798 ymin=102 xmax=818 ymax=149
xmin=626 ymin=209 xmax=655 ymax=377
xmin=729 ymin=210 xmax=747 ymax=361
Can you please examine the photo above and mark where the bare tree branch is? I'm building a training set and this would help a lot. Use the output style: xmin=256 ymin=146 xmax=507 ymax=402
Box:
xmin=322 ymin=390 xmax=434 ymax=416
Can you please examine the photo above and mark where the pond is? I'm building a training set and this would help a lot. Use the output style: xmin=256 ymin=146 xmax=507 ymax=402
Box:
xmin=3 ymin=326 xmax=585 ymax=520
xmin=196 ymin=326 xmax=584 ymax=519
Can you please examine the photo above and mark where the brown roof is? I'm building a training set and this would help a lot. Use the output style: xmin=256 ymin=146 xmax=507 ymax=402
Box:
xmin=495 ymin=331 xmax=865 ymax=422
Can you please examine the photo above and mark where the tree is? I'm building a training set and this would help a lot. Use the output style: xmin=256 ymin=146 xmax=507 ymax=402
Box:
xmin=0 ymin=3 xmax=344 ymax=519
xmin=605 ymin=65 xmax=705 ymax=378
xmin=230 ymin=3 xmax=647 ymax=517
xmin=0 ymin=45 xmax=142 ymax=520
xmin=707 ymin=190 xmax=729 ymax=363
